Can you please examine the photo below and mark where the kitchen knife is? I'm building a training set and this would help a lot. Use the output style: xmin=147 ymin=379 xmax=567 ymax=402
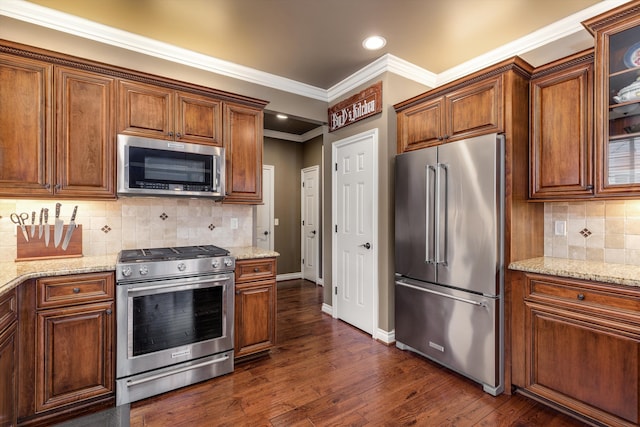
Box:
xmin=54 ymin=203 xmax=63 ymax=248
xmin=61 ymin=205 xmax=78 ymax=251
xmin=44 ymin=208 xmax=50 ymax=247
xmin=30 ymin=211 xmax=36 ymax=238
xmin=38 ymin=208 xmax=43 ymax=239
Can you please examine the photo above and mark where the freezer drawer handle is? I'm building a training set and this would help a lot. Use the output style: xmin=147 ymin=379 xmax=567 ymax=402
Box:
xmin=395 ymin=280 xmax=488 ymax=308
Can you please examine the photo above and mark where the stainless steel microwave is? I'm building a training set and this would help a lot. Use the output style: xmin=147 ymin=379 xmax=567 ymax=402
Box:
xmin=117 ymin=134 xmax=225 ymax=199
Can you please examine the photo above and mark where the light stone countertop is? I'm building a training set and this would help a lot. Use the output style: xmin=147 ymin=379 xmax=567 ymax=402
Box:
xmin=509 ymin=257 xmax=640 ymax=287
xmin=0 ymin=254 xmax=118 ymax=298
xmin=228 ymin=246 xmax=279 ymax=260
xmin=0 ymin=246 xmax=279 ymax=298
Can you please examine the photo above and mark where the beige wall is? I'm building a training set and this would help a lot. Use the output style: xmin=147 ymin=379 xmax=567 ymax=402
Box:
xmin=263 ymin=135 xmax=325 ymax=276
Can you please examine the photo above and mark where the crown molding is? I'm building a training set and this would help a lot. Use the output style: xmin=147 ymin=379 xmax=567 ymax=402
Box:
xmin=264 ymin=125 xmax=326 ymax=143
xmin=0 ymin=0 xmax=328 ymax=101
xmin=327 ymin=54 xmax=436 ymax=102
xmin=436 ymin=0 xmax=630 ymax=86
xmin=0 ymin=0 xmax=631 ymax=104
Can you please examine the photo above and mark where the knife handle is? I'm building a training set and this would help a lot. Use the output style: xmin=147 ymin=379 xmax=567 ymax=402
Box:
xmin=31 ymin=211 xmax=35 ymax=224
xmin=55 ymin=202 xmax=61 ymax=218
xmin=39 ymin=208 xmax=43 ymax=223
xmin=70 ymin=205 xmax=78 ymax=222
xmin=44 ymin=208 xmax=49 ymax=223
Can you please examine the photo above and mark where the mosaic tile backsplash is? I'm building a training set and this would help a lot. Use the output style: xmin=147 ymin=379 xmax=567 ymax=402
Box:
xmin=0 ymin=198 xmax=252 ymax=262
xmin=545 ymin=200 xmax=640 ymax=265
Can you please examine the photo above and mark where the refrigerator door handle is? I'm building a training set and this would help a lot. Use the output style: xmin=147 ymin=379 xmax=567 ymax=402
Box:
xmin=425 ymin=165 xmax=436 ymax=264
xmin=436 ymin=163 xmax=449 ymax=266
xmin=395 ymin=280 xmax=488 ymax=308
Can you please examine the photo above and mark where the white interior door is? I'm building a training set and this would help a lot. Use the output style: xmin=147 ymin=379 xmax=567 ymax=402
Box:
xmin=301 ymin=165 xmax=319 ymax=282
xmin=332 ymin=129 xmax=378 ymax=335
xmin=255 ymin=165 xmax=274 ymax=250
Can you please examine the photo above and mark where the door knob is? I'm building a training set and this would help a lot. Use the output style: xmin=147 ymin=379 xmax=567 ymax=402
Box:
xmin=311 ymin=230 xmax=316 ymax=235
xmin=359 ymin=242 xmax=371 ymax=249
xmin=263 ymin=230 xmax=269 ymax=235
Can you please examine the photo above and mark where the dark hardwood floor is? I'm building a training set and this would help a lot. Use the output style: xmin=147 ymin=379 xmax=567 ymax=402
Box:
xmin=130 ymin=280 xmax=588 ymax=426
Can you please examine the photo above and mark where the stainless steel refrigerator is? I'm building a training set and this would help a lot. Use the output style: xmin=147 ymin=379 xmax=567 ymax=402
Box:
xmin=394 ymin=132 xmax=504 ymax=395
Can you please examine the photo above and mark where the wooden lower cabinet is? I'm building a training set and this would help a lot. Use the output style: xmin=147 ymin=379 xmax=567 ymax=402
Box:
xmin=18 ymin=273 xmax=115 ymax=426
xmin=234 ymin=258 xmax=277 ymax=359
xmin=0 ymin=289 xmax=18 ymax=427
xmin=512 ymin=272 xmax=640 ymax=426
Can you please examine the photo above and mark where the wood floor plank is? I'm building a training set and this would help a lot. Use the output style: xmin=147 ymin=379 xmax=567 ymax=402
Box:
xmin=130 ymin=280 xmax=589 ymax=426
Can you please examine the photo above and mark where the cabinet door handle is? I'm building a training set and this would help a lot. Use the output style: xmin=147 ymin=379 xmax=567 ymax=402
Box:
xmin=254 ymin=267 xmax=260 ymax=272
xmin=577 ymin=293 xmax=585 ymax=301
xmin=168 ymin=131 xmax=174 ymax=137
xmin=176 ymin=132 xmax=182 ymax=138
xmin=106 ymin=309 xmax=112 ymax=315
xmin=72 ymin=287 xmax=80 ymax=293
xmin=44 ymin=183 xmax=51 ymax=189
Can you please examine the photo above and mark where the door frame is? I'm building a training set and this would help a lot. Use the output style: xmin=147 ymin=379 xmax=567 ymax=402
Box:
xmin=301 ymin=165 xmax=320 ymax=283
xmin=331 ymin=128 xmax=379 ymax=335
xmin=255 ymin=164 xmax=275 ymax=250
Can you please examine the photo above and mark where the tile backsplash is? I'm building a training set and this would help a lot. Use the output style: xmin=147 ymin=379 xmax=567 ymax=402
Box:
xmin=545 ymin=200 xmax=640 ymax=265
xmin=0 ymin=198 xmax=252 ymax=262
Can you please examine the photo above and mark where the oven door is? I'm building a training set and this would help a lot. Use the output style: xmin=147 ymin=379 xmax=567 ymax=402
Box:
xmin=116 ymin=273 xmax=234 ymax=379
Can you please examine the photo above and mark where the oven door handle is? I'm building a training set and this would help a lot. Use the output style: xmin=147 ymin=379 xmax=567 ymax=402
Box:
xmin=125 ymin=354 xmax=231 ymax=387
xmin=126 ymin=275 xmax=231 ymax=294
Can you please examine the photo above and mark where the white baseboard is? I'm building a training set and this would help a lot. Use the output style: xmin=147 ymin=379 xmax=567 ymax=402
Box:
xmin=374 ymin=328 xmax=395 ymax=345
xmin=276 ymin=272 xmax=302 ymax=281
xmin=321 ymin=303 xmax=333 ymax=316
xmin=316 ymin=277 xmax=324 ymax=286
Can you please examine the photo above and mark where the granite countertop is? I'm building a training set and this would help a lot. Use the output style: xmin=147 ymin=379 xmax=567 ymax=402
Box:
xmin=0 ymin=246 xmax=279 ymax=298
xmin=228 ymin=246 xmax=279 ymax=260
xmin=509 ymin=257 xmax=640 ymax=287
xmin=0 ymin=254 xmax=118 ymax=298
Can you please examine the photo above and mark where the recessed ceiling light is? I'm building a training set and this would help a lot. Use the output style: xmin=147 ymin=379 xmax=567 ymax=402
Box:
xmin=362 ymin=36 xmax=386 ymax=50
xmin=276 ymin=114 xmax=288 ymax=119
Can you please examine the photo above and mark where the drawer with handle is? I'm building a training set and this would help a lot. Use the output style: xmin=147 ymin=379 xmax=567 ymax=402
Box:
xmin=36 ymin=272 xmax=115 ymax=309
xmin=525 ymin=273 xmax=640 ymax=322
xmin=235 ymin=258 xmax=276 ymax=284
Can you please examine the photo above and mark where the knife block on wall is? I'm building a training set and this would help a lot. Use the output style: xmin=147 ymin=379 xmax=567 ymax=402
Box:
xmin=16 ymin=225 xmax=83 ymax=261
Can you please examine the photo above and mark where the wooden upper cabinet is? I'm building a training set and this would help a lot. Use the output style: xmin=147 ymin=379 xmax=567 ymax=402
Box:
xmin=118 ymin=80 xmax=222 ymax=146
xmin=529 ymin=51 xmax=594 ymax=200
xmin=223 ymin=102 xmax=263 ymax=204
xmin=396 ymin=73 xmax=503 ymax=153
xmin=0 ymin=53 xmax=53 ymax=197
xmin=177 ymin=92 xmax=222 ymax=145
xmin=445 ymin=75 xmax=503 ymax=142
xmin=397 ymin=98 xmax=444 ymax=152
xmin=56 ymin=67 xmax=116 ymax=198
xmin=584 ymin=2 xmax=640 ymax=197
xmin=0 ymin=52 xmax=116 ymax=199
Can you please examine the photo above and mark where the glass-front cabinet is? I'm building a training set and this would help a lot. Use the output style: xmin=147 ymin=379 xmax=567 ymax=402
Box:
xmin=585 ymin=2 xmax=640 ymax=196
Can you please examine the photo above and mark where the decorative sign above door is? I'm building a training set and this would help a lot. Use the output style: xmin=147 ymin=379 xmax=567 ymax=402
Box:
xmin=328 ymin=81 xmax=382 ymax=132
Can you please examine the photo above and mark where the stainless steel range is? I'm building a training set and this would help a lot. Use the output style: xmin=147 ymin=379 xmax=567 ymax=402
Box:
xmin=115 ymin=245 xmax=235 ymax=406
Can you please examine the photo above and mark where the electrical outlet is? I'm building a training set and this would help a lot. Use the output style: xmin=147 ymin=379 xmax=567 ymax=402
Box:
xmin=230 ymin=218 xmax=238 ymax=229
xmin=274 ymin=218 xmax=279 ymax=226
xmin=554 ymin=220 xmax=566 ymax=236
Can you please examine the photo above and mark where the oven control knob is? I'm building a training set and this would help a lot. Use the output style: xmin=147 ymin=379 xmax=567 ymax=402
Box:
xmin=212 ymin=259 xmax=220 ymax=268
xmin=177 ymin=262 xmax=187 ymax=272
xmin=224 ymin=258 xmax=233 ymax=267
xmin=139 ymin=265 xmax=149 ymax=276
xmin=121 ymin=266 xmax=132 ymax=277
